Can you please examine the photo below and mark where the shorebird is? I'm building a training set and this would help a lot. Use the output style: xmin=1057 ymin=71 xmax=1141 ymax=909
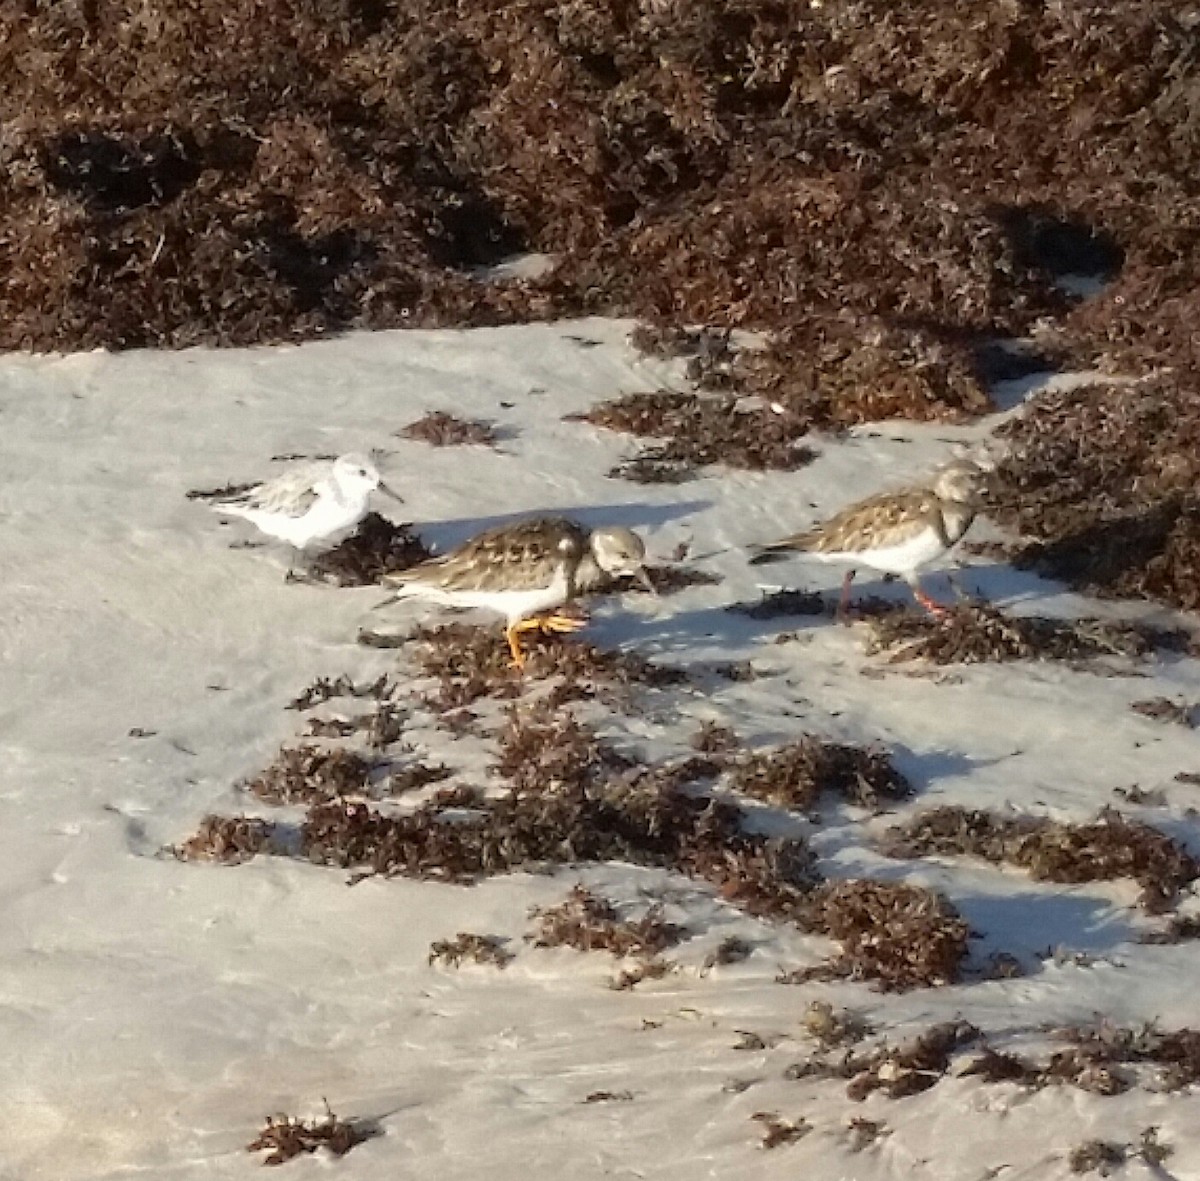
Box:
xmin=376 ymin=515 xmax=653 ymax=667
xmin=751 ymin=458 xmax=988 ymax=617
xmin=196 ymin=453 xmax=402 ymax=557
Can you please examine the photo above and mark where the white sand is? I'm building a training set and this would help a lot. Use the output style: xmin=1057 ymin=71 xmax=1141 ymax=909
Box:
xmin=2 ymin=320 xmax=1199 ymax=1179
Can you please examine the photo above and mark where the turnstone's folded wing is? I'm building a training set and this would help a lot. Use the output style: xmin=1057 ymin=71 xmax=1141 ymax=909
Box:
xmin=388 ymin=516 xmax=589 ymax=593
xmin=755 ymin=490 xmax=941 ymax=558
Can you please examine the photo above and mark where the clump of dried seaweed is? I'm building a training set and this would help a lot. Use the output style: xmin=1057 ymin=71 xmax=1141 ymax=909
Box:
xmin=630 ymin=324 xmax=733 ymax=366
xmin=188 ymin=704 xmax=968 ymax=990
xmin=730 ymin=738 xmax=911 ymax=813
xmin=7 ymin=0 xmax=1200 ymax=429
xmin=880 ymin=806 xmax=1200 ymax=913
xmin=411 ymin=622 xmax=686 ymax=711
xmin=799 ymin=881 xmax=971 ymax=992
xmin=988 ymin=379 xmax=1200 ymax=613
xmin=174 ymin=815 xmax=273 ymax=863
xmin=573 ymin=390 xmax=817 ymax=479
xmin=306 ymin=513 xmax=432 ymax=586
xmin=244 ymin=745 xmax=376 ymax=806
xmin=493 ymin=701 xmax=634 ymax=796
xmin=728 ymin=588 xmax=827 ymax=621
xmin=528 ymin=885 xmax=685 ymax=957
xmin=399 ymin=411 xmax=498 ymax=447
xmin=247 ymin=1105 xmax=375 ymax=1165
xmin=428 ymin=932 xmax=514 ymax=969
xmin=863 ymin=601 xmax=1183 ymax=666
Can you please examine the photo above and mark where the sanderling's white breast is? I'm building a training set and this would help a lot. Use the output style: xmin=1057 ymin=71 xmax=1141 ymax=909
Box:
xmin=196 ymin=452 xmax=402 ymax=556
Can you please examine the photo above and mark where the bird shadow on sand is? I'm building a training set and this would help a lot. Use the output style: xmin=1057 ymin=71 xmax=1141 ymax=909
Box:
xmin=744 ymin=556 xmax=1089 ymax=618
xmin=957 ymin=887 xmax=1141 ymax=971
xmin=407 ymin=498 xmax=713 ymax=554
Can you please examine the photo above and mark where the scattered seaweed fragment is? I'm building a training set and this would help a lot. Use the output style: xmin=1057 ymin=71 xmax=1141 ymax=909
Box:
xmin=1131 ymin=697 xmax=1198 ymax=727
xmin=386 ymin=760 xmax=454 ymax=795
xmin=846 ymin=1021 xmax=982 ymax=1101
xmin=880 ymin=807 xmax=1200 ymax=913
xmin=730 ymin=738 xmax=911 ymax=813
xmin=399 ymin=411 xmax=498 ymax=447
xmin=803 ymin=1001 xmax=871 ymax=1050
xmin=527 ymin=885 xmax=685 ymax=958
xmin=1140 ymin=915 xmax=1200 ymax=945
xmin=287 ymin=674 xmax=394 ymax=711
xmin=302 ymin=705 xmax=404 ymax=747
xmin=691 ymin=721 xmax=740 ymax=754
xmin=1051 ymin=1023 xmax=1200 ymax=1093
xmin=583 ymin=1089 xmax=635 ymax=1104
xmin=428 ymin=933 xmax=514 ymax=969
xmin=702 ymin=936 xmax=754 ymax=972
xmin=751 ymin=1112 xmax=812 ymax=1150
xmin=630 ymin=564 xmax=723 ymax=594
xmin=306 ymin=513 xmax=432 ymax=586
xmin=187 ymin=481 xmax=257 ymax=501
xmin=609 ymin=959 xmax=676 ymax=991
xmin=846 ymin=1118 xmax=888 ymax=1152
xmin=863 ymin=601 xmax=1179 ymax=665
xmin=247 ymin=1105 xmax=375 ymax=1166
xmin=1068 ymin=1141 xmax=1128 ymax=1176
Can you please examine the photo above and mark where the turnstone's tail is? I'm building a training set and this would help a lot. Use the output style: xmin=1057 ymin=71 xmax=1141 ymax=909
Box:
xmin=748 ymin=529 xmax=821 ymax=565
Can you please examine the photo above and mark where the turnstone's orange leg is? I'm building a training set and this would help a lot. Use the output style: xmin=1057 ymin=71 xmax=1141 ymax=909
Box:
xmin=911 ymin=582 xmax=948 ymax=618
xmin=534 ymin=612 xmax=588 ymax=635
xmin=504 ymin=623 xmax=529 ymax=670
xmin=505 ymin=615 xmax=587 ymax=669
xmin=836 ymin=569 xmax=856 ymax=623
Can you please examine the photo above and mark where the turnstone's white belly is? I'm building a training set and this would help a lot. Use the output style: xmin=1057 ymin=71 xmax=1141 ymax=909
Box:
xmin=394 ymin=568 xmax=571 ymax=624
xmin=817 ymin=524 xmax=948 ymax=577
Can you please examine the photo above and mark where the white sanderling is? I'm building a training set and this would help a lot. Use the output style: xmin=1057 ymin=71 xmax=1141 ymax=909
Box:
xmin=197 ymin=453 xmax=403 ymax=559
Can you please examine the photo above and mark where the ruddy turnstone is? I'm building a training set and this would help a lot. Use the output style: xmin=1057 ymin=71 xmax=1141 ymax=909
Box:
xmin=750 ymin=458 xmax=988 ymax=617
xmin=197 ymin=453 xmax=403 ymax=556
xmin=376 ymin=515 xmax=653 ymax=667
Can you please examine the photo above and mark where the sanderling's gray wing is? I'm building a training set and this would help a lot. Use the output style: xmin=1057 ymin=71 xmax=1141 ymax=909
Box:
xmin=388 ymin=516 xmax=588 ymax=593
xmin=207 ymin=463 xmax=329 ymax=518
